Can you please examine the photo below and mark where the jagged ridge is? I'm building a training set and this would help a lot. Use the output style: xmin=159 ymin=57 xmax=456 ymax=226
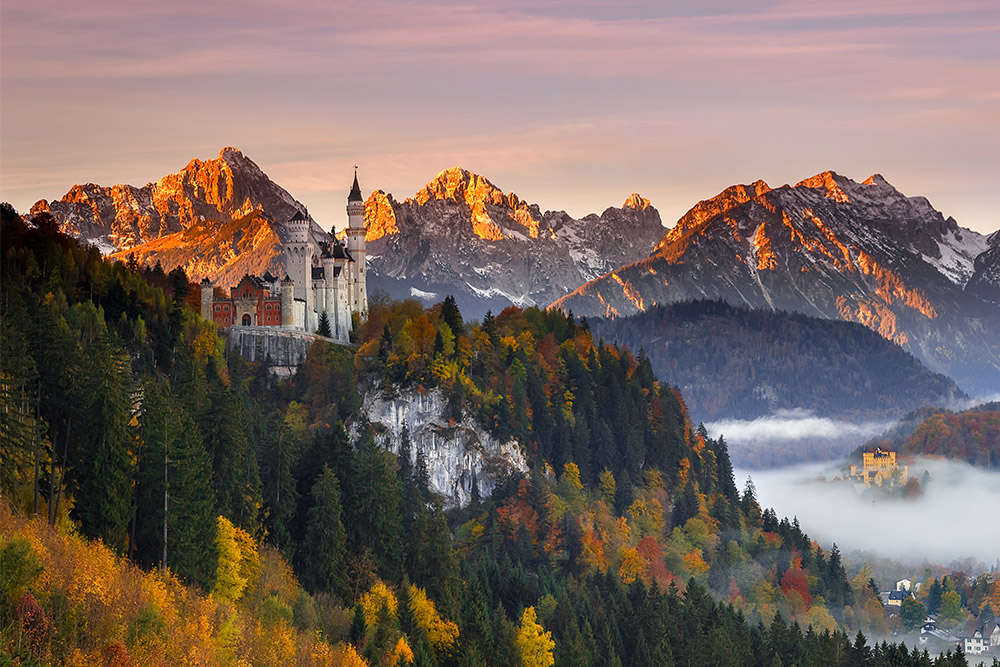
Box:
xmin=31 ymin=147 xmax=325 ymax=286
xmin=552 ymin=171 xmax=1000 ymax=395
xmin=364 ymin=167 xmax=665 ymax=317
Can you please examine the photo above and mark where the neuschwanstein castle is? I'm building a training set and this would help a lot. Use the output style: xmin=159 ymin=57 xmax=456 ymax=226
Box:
xmin=200 ymin=172 xmax=368 ymax=343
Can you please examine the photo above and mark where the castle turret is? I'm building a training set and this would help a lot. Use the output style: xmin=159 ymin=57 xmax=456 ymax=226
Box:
xmin=285 ymin=211 xmax=314 ymax=331
xmin=345 ymin=169 xmax=368 ymax=315
xmin=280 ymin=275 xmax=295 ymax=327
xmin=200 ymin=278 xmax=214 ymax=322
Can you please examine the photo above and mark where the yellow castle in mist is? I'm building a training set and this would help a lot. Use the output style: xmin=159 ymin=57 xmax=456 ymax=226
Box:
xmin=848 ymin=448 xmax=908 ymax=487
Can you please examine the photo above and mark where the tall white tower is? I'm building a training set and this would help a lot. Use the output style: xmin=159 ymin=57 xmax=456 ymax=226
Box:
xmin=285 ymin=210 xmax=314 ymax=331
xmin=345 ymin=169 xmax=368 ymax=316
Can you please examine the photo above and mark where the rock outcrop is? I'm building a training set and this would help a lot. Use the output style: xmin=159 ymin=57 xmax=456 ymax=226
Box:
xmin=966 ymin=230 xmax=1000 ymax=305
xmin=361 ymin=388 xmax=527 ymax=507
xmin=552 ymin=172 xmax=1000 ymax=396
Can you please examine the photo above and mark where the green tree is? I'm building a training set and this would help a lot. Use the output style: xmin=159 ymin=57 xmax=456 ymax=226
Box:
xmin=900 ymin=596 xmax=926 ymax=631
xmin=259 ymin=415 xmax=297 ymax=551
xmin=72 ymin=336 xmax=134 ymax=552
xmin=201 ymin=369 xmax=263 ymax=535
xmin=317 ymin=310 xmax=332 ymax=338
xmin=352 ymin=433 xmax=404 ymax=581
xmin=300 ymin=466 xmax=349 ymax=601
xmin=926 ymin=578 xmax=943 ymax=615
xmin=940 ymin=590 xmax=963 ymax=624
xmin=135 ymin=380 xmax=216 ymax=587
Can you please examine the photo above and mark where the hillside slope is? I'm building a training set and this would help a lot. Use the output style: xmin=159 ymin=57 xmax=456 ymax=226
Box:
xmin=589 ymin=300 xmax=964 ymax=421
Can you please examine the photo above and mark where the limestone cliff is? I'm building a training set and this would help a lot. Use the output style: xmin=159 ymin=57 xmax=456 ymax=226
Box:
xmin=361 ymin=388 xmax=527 ymax=507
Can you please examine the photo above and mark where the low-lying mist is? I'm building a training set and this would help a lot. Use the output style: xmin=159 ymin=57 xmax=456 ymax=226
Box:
xmin=734 ymin=458 xmax=1000 ymax=566
xmin=705 ymin=409 xmax=892 ymax=468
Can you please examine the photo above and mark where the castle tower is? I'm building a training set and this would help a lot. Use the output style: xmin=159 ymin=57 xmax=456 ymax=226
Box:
xmin=345 ymin=169 xmax=368 ymax=316
xmin=280 ymin=275 xmax=295 ymax=327
xmin=285 ymin=211 xmax=314 ymax=331
xmin=200 ymin=278 xmax=214 ymax=322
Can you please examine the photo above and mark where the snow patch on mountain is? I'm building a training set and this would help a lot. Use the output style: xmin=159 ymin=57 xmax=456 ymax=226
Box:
xmin=923 ymin=227 xmax=989 ymax=286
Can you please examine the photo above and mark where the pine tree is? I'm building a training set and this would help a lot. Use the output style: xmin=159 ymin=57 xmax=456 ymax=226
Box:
xmin=259 ymin=415 xmax=297 ymax=551
xmin=352 ymin=433 xmax=404 ymax=581
xmin=134 ymin=381 xmax=216 ymax=587
xmin=317 ymin=310 xmax=332 ymax=338
xmin=202 ymin=369 xmax=263 ymax=535
xmin=301 ymin=465 xmax=349 ymax=600
xmin=73 ymin=336 xmax=134 ymax=552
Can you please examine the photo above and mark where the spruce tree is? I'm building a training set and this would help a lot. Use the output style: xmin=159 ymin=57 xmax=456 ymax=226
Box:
xmin=73 ymin=337 xmax=134 ymax=552
xmin=352 ymin=433 xmax=404 ymax=581
xmin=317 ymin=310 xmax=332 ymax=338
xmin=301 ymin=465 xmax=349 ymax=600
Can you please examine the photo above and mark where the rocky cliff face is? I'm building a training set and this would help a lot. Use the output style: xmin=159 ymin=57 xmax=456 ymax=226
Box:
xmin=31 ymin=147 xmax=327 ymax=286
xmin=364 ymin=167 xmax=665 ymax=318
xmin=361 ymin=388 xmax=527 ymax=507
xmin=553 ymin=172 xmax=1000 ymax=395
xmin=966 ymin=230 xmax=1000 ymax=305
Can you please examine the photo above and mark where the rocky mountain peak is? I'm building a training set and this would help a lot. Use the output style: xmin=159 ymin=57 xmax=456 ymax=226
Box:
xmin=30 ymin=148 xmax=322 ymax=286
xmin=410 ymin=167 xmax=541 ymax=240
xmin=795 ymin=170 xmax=854 ymax=202
xmin=364 ymin=189 xmax=399 ymax=242
xmin=658 ymin=179 xmax=771 ymax=248
xmin=623 ymin=193 xmax=651 ymax=211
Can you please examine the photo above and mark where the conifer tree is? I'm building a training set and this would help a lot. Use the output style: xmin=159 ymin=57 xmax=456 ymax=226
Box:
xmin=202 ymin=367 xmax=263 ymax=535
xmin=73 ymin=336 xmax=134 ymax=552
xmin=259 ymin=415 xmax=297 ymax=551
xmin=317 ymin=310 xmax=332 ymax=338
xmin=301 ymin=465 xmax=349 ymax=600
xmin=352 ymin=433 xmax=404 ymax=581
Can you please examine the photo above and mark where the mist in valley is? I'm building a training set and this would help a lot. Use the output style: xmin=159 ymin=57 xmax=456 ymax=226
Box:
xmin=705 ymin=409 xmax=893 ymax=468
xmin=733 ymin=458 xmax=1000 ymax=566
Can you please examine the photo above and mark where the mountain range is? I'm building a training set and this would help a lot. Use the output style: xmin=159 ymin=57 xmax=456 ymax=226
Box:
xmin=363 ymin=168 xmax=665 ymax=315
xmin=553 ymin=172 xmax=1000 ymax=396
xmin=27 ymin=150 xmax=1000 ymax=397
xmin=30 ymin=150 xmax=664 ymax=314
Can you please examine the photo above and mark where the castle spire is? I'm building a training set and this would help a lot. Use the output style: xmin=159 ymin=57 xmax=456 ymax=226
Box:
xmin=348 ymin=167 xmax=363 ymax=202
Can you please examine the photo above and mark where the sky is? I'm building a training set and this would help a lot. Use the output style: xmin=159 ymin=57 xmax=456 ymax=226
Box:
xmin=2 ymin=0 xmax=998 ymax=235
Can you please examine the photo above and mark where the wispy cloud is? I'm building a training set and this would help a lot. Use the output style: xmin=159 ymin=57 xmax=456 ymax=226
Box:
xmin=706 ymin=409 xmax=892 ymax=444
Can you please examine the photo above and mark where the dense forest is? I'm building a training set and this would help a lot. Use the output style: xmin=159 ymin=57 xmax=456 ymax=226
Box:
xmin=2 ymin=205 xmax=990 ymax=666
xmin=590 ymin=300 xmax=963 ymax=421
xmin=861 ymin=403 xmax=1000 ymax=468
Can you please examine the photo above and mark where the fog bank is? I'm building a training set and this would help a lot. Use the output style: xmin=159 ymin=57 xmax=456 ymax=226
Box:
xmin=734 ymin=458 xmax=1000 ymax=565
xmin=706 ymin=409 xmax=892 ymax=468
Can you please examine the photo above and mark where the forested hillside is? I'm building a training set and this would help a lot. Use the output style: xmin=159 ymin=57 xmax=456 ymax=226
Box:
xmin=590 ymin=300 xmax=963 ymax=421
xmin=863 ymin=403 xmax=1000 ymax=468
xmin=1 ymin=204 xmax=978 ymax=666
